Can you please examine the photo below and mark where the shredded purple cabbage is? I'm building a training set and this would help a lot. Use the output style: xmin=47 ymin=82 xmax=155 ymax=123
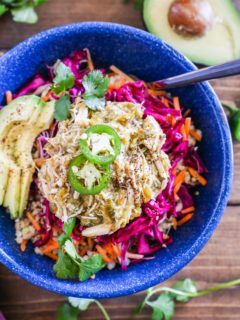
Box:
xmin=13 ymin=51 xmax=206 ymax=270
xmin=15 ymin=74 xmax=49 ymax=97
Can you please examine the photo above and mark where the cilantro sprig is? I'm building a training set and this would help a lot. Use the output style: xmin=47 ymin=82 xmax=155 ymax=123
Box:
xmin=53 ymin=62 xmax=75 ymax=94
xmin=52 ymin=65 xmax=109 ymax=121
xmin=57 ymin=297 xmax=110 ymax=320
xmin=0 ymin=0 xmax=47 ymax=24
xmin=57 ymin=277 xmax=240 ymax=320
xmin=82 ymin=70 xmax=109 ymax=110
xmin=53 ymin=220 xmax=105 ymax=282
xmin=52 ymin=62 xmax=75 ymax=122
xmin=135 ymin=278 xmax=240 ymax=320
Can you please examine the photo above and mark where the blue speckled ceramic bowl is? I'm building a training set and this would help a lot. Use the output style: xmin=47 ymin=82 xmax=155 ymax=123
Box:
xmin=0 ymin=22 xmax=233 ymax=298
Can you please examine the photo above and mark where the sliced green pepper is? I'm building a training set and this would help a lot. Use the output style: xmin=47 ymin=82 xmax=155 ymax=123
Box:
xmin=68 ymin=154 xmax=110 ymax=195
xmin=79 ymin=124 xmax=121 ymax=164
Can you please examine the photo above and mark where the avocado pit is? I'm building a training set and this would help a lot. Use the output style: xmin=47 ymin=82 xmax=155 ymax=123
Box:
xmin=168 ymin=0 xmax=214 ymax=37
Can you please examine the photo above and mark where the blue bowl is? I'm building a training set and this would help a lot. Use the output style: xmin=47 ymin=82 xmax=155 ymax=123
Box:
xmin=0 ymin=22 xmax=233 ymax=298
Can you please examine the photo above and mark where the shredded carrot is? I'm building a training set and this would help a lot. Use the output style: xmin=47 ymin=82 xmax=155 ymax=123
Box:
xmin=53 ymin=225 xmax=62 ymax=235
xmin=180 ymin=124 xmax=187 ymax=141
xmin=188 ymin=167 xmax=207 ymax=186
xmin=35 ymin=158 xmax=46 ymax=168
xmin=182 ymin=206 xmax=195 ymax=214
xmin=171 ymin=166 xmax=177 ymax=176
xmin=95 ymin=245 xmax=113 ymax=263
xmin=171 ymin=115 xmax=177 ymax=126
xmin=85 ymin=48 xmax=94 ymax=71
xmin=105 ymin=242 xmax=116 ymax=260
xmin=162 ymin=97 xmax=169 ymax=107
xmin=185 ymin=118 xmax=191 ymax=138
xmin=26 ymin=212 xmax=41 ymax=231
xmin=177 ymin=213 xmax=193 ymax=226
xmin=79 ymin=237 xmax=86 ymax=246
xmin=110 ymin=65 xmax=134 ymax=82
xmin=112 ymin=244 xmax=121 ymax=258
xmin=119 ymin=76 xmax=126 ymax=87
xmin=41 ymin=241 xmax=59 ymax=254
xmin=174 ymin=181 xmax=183 ymax=194
xmin=79 ymin=248 xmax=88 ymax=257
xmin=148 ymin=89 xmax=166 ymax=97
xmin=172 ymin=217 xmax=177 ymax=230
xmin=42 ymin=89 xmax=52 ymax=102
xmin=183 ymin=109 xmax=191 ymax=117
xmin=174 ymin=170 xmax=186 ymax=187
xmin=43 ymin=252 xmax=58 ymax=261
xmin=20 ymin=239 xmax=28 ymax=252
xmin=189 ymin=129 xmax=202 ymax=141
xmin=5 ymin=91 xmax=13 ymax=104
xmin=173 ymin=97 xmax=180 ymax=110
xmin=87 ymin=237 xmax=93 ymax=248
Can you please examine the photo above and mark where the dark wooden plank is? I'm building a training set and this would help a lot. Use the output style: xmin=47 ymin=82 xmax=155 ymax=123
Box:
xmin=0 ymin=0 xmax=143 ymax=49
xmin=1 ymin=206 xmax=239 ymax=320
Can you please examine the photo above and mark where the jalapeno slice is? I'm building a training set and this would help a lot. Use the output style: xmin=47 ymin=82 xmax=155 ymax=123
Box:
xmin=68 ymin=154 xmax=110 ymax=195
xmin=79 ymin=124 xmax=121 ymax=165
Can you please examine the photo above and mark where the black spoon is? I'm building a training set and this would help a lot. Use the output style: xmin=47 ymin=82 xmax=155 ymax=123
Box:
xmin=153 ymin=59 xmax=240 ymax=89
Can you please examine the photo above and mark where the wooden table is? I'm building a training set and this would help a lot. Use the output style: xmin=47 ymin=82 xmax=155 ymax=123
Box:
xmin=0 ymin=1 xmax=239 ymax=319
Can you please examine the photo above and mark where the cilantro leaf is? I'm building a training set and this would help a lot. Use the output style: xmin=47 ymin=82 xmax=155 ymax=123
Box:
xmin=82 ymin=70 xmax=109 ymax=111
xmin=79 ymin=254 xmax=105 ymax=281
xmin=147 ymin=293 xmax=175 ymax=320
xmin=84 ymin=96 xmax=106 ymax=111
xmin=68 ymin=297 xmax=94 ymax=311
xmin=58 ymin=217 xmax=76 ymax=246
xmin=133 ymin=302 xmax=145 ymax=315
xmin=57 ymin=302 xmax=79 ymax=320
xmin=171 ymin=278 xmax=197 ymax=302
xmin=53 ymin=62 xmax=75 ymax=94
xmin=64 ymin=239 xmax=82 ymax=262
xmin=0 ymin=4 xmax=8 ymax=16
xmin=11 ymin=6 xmax=38 ymax=24
xmin=54 ymin=94 xmax=71 ymax=122
xmin=53 ymin=249 xmax=79 ymax=279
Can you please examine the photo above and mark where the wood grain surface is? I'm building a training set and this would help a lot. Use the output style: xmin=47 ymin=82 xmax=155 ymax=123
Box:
xmin=0 ymin=1 xmax=240 ymax=319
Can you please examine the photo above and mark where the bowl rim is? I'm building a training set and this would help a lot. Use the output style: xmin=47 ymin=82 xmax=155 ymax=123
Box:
xmin=0 ymin=21 xmax=233 ymax=298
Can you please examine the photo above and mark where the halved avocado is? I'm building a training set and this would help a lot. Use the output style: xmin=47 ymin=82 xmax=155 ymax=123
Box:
xmin=143 ymin=0 xmax=240 ymax=65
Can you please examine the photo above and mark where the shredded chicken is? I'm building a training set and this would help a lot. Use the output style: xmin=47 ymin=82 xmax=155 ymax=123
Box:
xmin=38 ymin=99 xmax=170 ymax=237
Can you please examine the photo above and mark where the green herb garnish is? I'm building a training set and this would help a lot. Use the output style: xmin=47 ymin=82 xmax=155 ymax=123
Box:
xmin=222 ymin=101 xmax=240 ymax=141
xmin=78 ymin=254 xmax=105 ymax=281
xmin=82 ymin=70 xmax=109 ymax=110
xmin=53 ymin=249 xmax=79 ymax=280
xmin=53 ymin=62 xmax=75 ymax=94
xmin=52 ymin=62 xmax=75 ymax=121
xmin=123 ymin=0 xmax=143 ymax=10
xmin=54 ymin=234 xmax=105 ymax=282
xmin=57 ymin=302 xmax=80 ymax=320
xmin=57 ymin=277 xmax=240 ymax=320
xmin=58 ymin=217 xmax=76 ymax=246
xmin=54 ymin=94 xmax=71 ymax=122
xmin=0 ymin=0 xmax=47 ymax=23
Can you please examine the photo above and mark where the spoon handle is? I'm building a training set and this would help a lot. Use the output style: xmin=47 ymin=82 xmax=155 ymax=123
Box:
xmin=154 ymin=59 xmax=240 ymax=89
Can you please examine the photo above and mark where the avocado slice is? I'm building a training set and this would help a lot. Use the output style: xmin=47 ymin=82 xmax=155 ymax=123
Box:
xmin=0 ymin=96 xmax=45 ymax=205
xmin=143 ymin=0 xmax=240 ymax=65
xmin=0 ymin=95 xmax=45 ymax=141
xmin=0 ymin=96 xmax=54 ymax=218
xmin=16 ymin=101 xmax=55 ymax=216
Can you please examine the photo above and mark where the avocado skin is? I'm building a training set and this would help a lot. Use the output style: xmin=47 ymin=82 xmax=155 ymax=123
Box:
xmin=142 ymin=0 xmax=240 ymax=66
